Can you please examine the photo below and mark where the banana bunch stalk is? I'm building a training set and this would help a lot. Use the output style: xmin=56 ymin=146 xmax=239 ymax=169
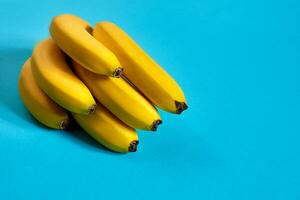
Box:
xmin=18 ymin=14 xmax=188 ymax=153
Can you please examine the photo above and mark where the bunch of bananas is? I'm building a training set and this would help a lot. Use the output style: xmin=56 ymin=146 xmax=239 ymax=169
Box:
xmin=18 ymin=14 xmax=188 ymax=153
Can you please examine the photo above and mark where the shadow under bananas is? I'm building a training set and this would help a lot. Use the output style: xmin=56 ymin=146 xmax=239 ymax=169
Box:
xmin=0 ymin=48 xmax=118 ymax=154
xmin=0 ymin=48 xmax=33 ymax=124
xmin=65 ymin=120 xmax=120 ymax=154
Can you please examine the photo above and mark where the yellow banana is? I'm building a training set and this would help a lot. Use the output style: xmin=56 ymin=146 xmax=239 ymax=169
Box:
xmin=50 ymin=14 xmax=123 ymax=77
xmin=72 ymin=61 xmax=162 ymax=131
xmin=72 ymin=103 xmax=139 ymax=153
xmin=93 ymin=22 xmax=188 ymax=114
xmin=19 ymin=58 xmax=69 ymax=129
xmin=31 ymin=38 xmax=96 ymax=115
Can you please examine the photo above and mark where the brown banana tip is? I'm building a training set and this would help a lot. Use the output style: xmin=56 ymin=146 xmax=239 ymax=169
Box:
xmin=88 ymin=104 xmax=97 ymax=114
xmin=59 ymin=118 xmax=69 ymax=130
xmin=175 ymin=101 xmax=188 ymax=114
xmin=150 ymin=119 xmax=163 ymax=131
xmin=113 ymin=67 xmax=124 ymax=78
xmin=128 ymin=140 xmax=139 ymax=152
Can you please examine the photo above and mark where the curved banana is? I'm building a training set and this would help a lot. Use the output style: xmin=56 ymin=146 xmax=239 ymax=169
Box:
xmin=72 ymin=103 xmax=139 ymax=153
xmin=93 ymin=22 xmax=188 ymax=114
xmin=19 ymin=58 xmax=69 ymax=129
xmin=50 ymin=14 xmax=123 ymax=77
xmin=31 ymin=38 xmax=96 ymax=115
xmin=72 ymin=61 xmax=162 ymax=131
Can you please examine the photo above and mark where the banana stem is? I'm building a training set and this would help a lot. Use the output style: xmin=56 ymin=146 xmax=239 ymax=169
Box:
xmin=151 ymin=120 xmax=163 ymax=131
xmin=59 ymin=118 xmax=70 ymax=129
xmin=175 ymin=101 xmax=188 ymax=114
xmin=128 ymin=140 xmax=139 ymax=152
xmin=88 ymin=104 xmax=97 ymax=114
xmin=113 ymin=67 xmax=124 ymax=78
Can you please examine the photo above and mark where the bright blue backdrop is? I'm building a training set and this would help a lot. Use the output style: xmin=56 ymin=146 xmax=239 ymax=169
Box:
xmin=0 ymin=0 xmax=299 ymax=199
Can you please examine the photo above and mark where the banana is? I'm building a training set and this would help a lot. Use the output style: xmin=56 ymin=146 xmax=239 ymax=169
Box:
xmin=31 ymin=38 xmax=96 ymax=115
xmin=50 ymin=14 xmax=123 ymax=77
xmin=93 ymin=22 xmax=188 ymax=114
xmin=72 ymin=103 xmax=139 ymax=153
xmin=19 ymin=58 xmax=69 ymax=129
xmin=72 ymin=60 xmax=162 ymax=131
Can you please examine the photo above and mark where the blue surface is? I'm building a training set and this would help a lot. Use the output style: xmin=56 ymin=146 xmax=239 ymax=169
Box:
xmin=0 ymin=0 xmax=299 ymax=199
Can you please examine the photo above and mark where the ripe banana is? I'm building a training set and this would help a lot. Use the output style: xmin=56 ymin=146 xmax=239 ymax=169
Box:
xmin=72 ymin=60 xmax=162 ymax=131
xmin=31 ymin=38 xmax=96 ymax=115
xmin=93 ymin=22 xmax=188 ymax=114
xmin=50 ymin=14 xmax=123 ymax=77
xmin=19 ymin=58 xmax=69 ymax=129
xmin=72 ymin=103 xmax=139 ymax=153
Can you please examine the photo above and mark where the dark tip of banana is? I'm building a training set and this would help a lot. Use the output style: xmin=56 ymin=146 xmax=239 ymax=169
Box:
xmin=175 ymin=101 xmax=188 ymax=114
xmin=59 ymin=118 xmax=70 ymax=130
xmin=128 ymin=140 xmax=139 ymax=152
xmin=151 ymin=119 xmax=163 ymax=131
xmin=88 ymin=104 xmax=97 ymax=114
xmin=113 ymin=67 xmax=124 ymax=78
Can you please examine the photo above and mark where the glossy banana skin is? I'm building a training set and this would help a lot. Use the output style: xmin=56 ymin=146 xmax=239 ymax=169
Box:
xmin=50 ymin=14 xmax=123 ymax=77
xmin=72 ymin=60 xmax=162 ymax=131
xmin=18 ymin=58 xmax=69 ymax=129
xmin=72 ymin=103 xmax=139 ymax=153
xmin=31 ymin=38 xmax=96 ymax=115
xmin=92 ymin=22 xmax=188 ymax=114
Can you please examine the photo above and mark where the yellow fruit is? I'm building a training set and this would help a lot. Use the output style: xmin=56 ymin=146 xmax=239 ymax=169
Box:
xmin=93 ymin=22 xmax=188 ymax=114
xmin=31 ymin=38 xmax=96 ymax=115
xmin=72 ymin=60 xmax=162 ymax=131
xmin=50 ymin=14 xmax=123 ymax=77
xmin=72 ymin=103 xmax=139 ymax=153
xmin=18 ymin=58 xmax=69 ymax=129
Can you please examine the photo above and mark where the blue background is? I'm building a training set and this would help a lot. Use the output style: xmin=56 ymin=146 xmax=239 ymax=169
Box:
xmin=0 ymin=0 xmax=299 ymax=199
